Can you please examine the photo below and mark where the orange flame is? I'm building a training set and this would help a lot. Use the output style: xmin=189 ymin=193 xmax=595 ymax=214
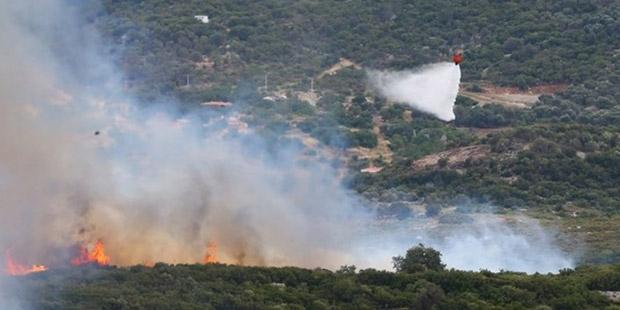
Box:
xmin=5 ymin=251 xmax=47 ymax=276
xmin=71 ymin=240 xmax=110 ymax=266
xmin=203 ymin=241 xmax=218 ymax=264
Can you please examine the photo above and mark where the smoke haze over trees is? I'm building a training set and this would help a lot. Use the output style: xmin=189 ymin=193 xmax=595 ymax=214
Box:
xmin=2 ymin=0 xmax=620 ymax=308
xmin=3 ymin=248 xmax=619 ymax=309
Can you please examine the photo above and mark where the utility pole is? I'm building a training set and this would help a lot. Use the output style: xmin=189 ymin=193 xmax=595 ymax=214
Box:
xmin=186 ymin=74 xmax=190 ymax=86
xmin=310 ymin=78 xmax=315 ymax=92
xmin=264 ymin=72 xmax=269 ymax=92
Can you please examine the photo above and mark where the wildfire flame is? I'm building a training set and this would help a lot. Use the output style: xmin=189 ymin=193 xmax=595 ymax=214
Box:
xmin=4 ymin=251 xmax=47 ymax=276
xmin=4 ymin=238 xmax=224 ymax=273
xmin=203 ymin=241 xmax=218 ymax=264
xmin=71 ymin=240 xmax=110 ymax=266
xmin=4 ymin=239 xmax=222 ymax=272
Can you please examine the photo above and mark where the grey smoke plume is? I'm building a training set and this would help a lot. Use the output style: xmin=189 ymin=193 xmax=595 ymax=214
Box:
xmin=368 ymin=63 xmax=461 ymax=121
xmin=436 ymin=218 xmax=573 ymax=273
xmin=0 ymin=0 xmax=369 ymax=269
xmin=353 ymin=215 xmax=574 ymax=273
xmin=0 ymin=0 xmax=572 ymax=282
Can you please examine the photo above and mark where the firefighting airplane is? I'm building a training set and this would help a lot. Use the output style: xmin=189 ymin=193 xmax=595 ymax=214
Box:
xmin=452 ymin=51 xmax=463 ymax=65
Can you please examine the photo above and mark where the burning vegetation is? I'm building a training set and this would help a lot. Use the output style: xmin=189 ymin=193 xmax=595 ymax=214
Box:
xmin=203 ymin=241 xmax=218 ymax=264
xmin=3 ymin=240 xmax=111 ymax=276
xmin=71 ymin=240 xmax=111 ymax=266
xmin=4 ymin=251 xmax=47 ymax=276
xmin=3 ymin=239 xmax=223 ymax=276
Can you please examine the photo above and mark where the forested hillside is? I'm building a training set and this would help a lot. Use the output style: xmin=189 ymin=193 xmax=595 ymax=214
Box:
xmin=5 ymin=2 xmax=620 ymax=308
xmin=3 ymin=2 xmax=620 ymax=308
xmin=98 ymin=0 xmax=619 ymax=95
xmin=87 ymin=0 xmax=620 ymax=262
xmin=7 ymin=247 xmax=620 ymax=309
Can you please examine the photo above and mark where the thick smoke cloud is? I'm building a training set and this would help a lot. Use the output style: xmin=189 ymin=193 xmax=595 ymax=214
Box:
xmin=0 ymin=0 xmax=573 ymax=282
xmin=368 ymin=63 xmax=461 ymax=121
xmin=431 ymin=218 xmax=573 ymax=273
xmin=352 ymin=215 xmax=574 ymax=273
xmin=0 ymin=0 xmax=369 ymax=269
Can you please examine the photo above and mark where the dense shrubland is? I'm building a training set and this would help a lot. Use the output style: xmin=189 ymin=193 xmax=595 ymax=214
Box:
xmin=91 ymin=0 xmax=620 ymax=213
xmin=8 ymin=245 xmax=620 ymax=309
xmin=97 ymin=0 xmax=620 ymax=99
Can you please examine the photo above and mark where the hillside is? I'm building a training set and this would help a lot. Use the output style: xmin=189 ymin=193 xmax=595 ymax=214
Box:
xmin=4 ymin=1 xmax=620 ymax=308
xmin=5 ymin=256 xmax=620 ymax=309
xmin=97 ymin=0 xmax=620 ymax=96
xmin=85 ymin=0 xmax=620 ymax=264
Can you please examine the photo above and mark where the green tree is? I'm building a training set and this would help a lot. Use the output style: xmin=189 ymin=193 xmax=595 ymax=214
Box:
xmin=393 ymin=244 xmax=445 ymax=273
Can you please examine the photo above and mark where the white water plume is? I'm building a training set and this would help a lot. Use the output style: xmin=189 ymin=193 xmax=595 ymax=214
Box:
xmin=368 ymin=62 xmax=461 ymax=121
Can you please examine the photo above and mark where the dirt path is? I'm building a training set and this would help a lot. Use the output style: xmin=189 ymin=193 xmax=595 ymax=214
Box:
xmin=347 ymin=115 xmax=393 ymax=167
xmin=411 ymin=145 xmax=491 ymax=171
xmin=460 ymin=83 xmax=568 ymax=108
xmin=318 ymin=58 xmax=361 ymax=79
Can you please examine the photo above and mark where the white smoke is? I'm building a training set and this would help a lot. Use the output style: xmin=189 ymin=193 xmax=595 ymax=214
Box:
xmin=0 ymin=0 xmax=370 ymax=270
xmin=436 ymin=219 xmax=573 ymax=273
xmin=368 ymin=62 xmax=461 ymax=121
xmin=351 ymin=215 xmax=574 ymax=273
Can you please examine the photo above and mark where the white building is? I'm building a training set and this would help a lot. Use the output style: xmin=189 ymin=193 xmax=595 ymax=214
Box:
xmin=194 ymin=15 xmax=209 ymax=24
